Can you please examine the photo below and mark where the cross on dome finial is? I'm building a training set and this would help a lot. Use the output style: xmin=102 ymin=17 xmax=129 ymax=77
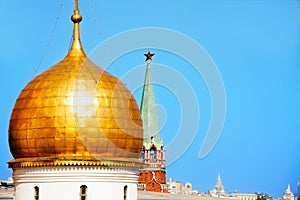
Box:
xmin=69 ymin=0 xmax=85 ymax=53
xmin=144 ymin=50 xmax=155 ymax=62
xmin=71 ymin=0 xmax=82 ymax=24
xmin=75 ymin=0 xmax=79 ymax=10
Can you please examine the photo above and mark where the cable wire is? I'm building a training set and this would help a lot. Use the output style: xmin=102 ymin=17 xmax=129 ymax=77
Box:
xmin=33 ymin=0 xmax=64 ymax=77
xmin=88 ymin=0 xmax=118 ymax=74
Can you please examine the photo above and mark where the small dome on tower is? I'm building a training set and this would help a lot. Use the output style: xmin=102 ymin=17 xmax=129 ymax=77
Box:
xmin=8 ymin=3 xmax=143 ymax=168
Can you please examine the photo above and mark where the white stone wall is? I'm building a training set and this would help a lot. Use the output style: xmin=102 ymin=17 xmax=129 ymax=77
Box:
xmin=169 ymin=181 xmax=183 ymax=194
xmin=235 ymin=194 xmax=257 ymax=200
xmin=13 ymin=166 xmax=139 ymax=200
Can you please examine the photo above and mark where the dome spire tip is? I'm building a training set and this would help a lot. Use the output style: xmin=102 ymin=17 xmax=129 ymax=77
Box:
xmin=69 ymin=0 xmax=85 ymax=53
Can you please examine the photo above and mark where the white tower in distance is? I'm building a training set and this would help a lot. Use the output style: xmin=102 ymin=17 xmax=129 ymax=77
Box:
xmin=282 ymin=184 xmax=295 ymax=200
xmin=209 ymin=173 xmax=226 ymax=197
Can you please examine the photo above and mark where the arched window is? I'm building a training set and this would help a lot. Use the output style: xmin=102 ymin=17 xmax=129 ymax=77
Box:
xmin=34 ymin=186 xmax=39 ymax=200
xmin=152 ymin=183 xmax=155 ymax=189
xmin=124 ymin=185 xmax=128 ymax=200
xmin=80 ymin=185 xmax=87 ymax=200
xmin=150 ymin=149 xmax=155 ymax=160
xmin=140 ymin=149 xmax=145 ymax=160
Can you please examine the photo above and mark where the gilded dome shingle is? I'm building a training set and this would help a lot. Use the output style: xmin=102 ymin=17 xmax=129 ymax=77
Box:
xmin=8 ymin=3 xmax=143 ymax=168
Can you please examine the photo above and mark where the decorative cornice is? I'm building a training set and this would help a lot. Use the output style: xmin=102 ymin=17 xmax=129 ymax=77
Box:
xmin=139 ymin=168 xmax=166 ymax=172
xmin=12 ymin=165 xmax=140 ymax=184
xmin=9 ymin=158 xmax=143 ymax=169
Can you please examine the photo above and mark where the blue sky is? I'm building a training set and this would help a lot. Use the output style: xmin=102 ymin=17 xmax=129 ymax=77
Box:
xmin=0 ymin=1 xmax=300 ymax=198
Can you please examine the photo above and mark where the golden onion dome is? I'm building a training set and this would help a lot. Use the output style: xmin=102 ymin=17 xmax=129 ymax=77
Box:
xmin=8 ymin=2 xmax=143 ymax=168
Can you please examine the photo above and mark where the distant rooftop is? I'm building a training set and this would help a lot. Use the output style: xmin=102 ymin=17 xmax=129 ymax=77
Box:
xmin=138 ymin=191 xmax=235 ymax=200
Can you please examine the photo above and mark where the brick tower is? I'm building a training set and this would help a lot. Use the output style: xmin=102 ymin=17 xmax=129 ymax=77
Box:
xmin=138 ymin=51 xmax=168 ymax=193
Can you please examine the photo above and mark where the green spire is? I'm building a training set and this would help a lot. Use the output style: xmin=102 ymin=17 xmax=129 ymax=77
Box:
xmin=140 ymin=51 xmax=162 ymax=149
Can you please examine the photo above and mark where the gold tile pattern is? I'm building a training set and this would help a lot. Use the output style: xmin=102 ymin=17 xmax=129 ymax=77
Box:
xmin=9 ymin=2 xmax=143 ymax=168
xmin=9 ymin=50 xmax=143 ymax=166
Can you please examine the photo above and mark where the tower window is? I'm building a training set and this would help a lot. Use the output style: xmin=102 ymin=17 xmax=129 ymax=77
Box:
xmin=34 ymin=186 xmax=39 ymax=200
xmin=150 ymin=149 xmax=155 ymax=160
xmin=140 ymin=149 xmax=145 ymax=160
xmin=124 ymin=185 xmax=128 ymax=200
xmin=152 ymin=183 xmax=155 ymax=189
xmin=80 ymin=185 xmax=87 ymax=200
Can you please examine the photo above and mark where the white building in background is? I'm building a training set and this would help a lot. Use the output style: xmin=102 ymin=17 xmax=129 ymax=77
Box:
xmin=233 ymin=193 xmax=257 ymax=200
xmin=0 ymin=178 xmax=14 ymax=200
xmin=184 ymin=182 xmax=193 ymax=194
xmin=168 ymin=178 xmax=198 ymax=195
xmin=169 ymin=178 xmax=183 ymax=194
xmin=209 ymin=173 xmax=226 ymax=197
xmin=282 ymin=184 xmax=295 ymax=200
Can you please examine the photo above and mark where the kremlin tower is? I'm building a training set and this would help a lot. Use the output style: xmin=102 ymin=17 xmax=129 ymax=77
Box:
xmin=209 ymin=173 xmax=226 ymax=197
xmin=8 ymin=1 xmax=143 ymax=200
xmin=138 ymin=51 xmax=168 ymax=193
xmin=282 ymin=184 xmax=295 ymax=200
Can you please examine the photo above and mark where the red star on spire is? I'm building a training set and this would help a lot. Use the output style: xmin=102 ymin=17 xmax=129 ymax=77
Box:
xmin=144 ymin=50 xmax=155 ymax=61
